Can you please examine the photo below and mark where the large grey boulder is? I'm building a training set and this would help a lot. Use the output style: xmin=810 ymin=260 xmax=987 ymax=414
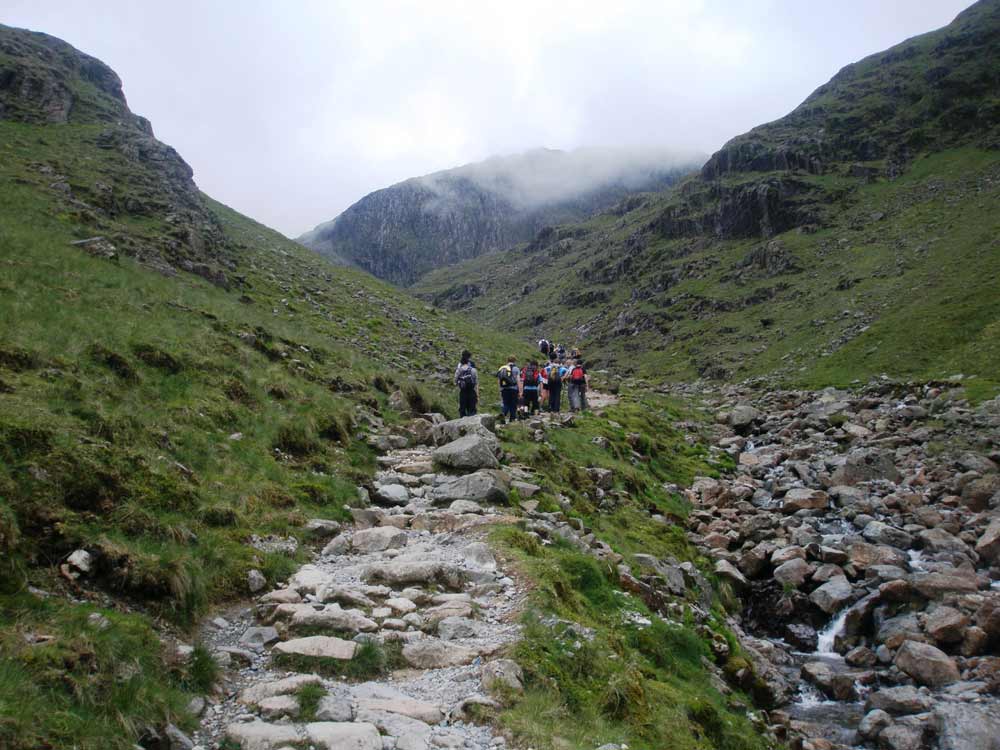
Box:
xmin=351 ymin=526 xmax=408 ymax=553
xmin=481 ymin=658 xmax=524 ymax=697
xmin=373 ymin=483 xmax=410 ymax=506
xmin=729 ymin=405 xmax=761 ymax=435
xmin=432 ymin=434 xmax=500 ymax=471
xmin=894 ymin=640 xmax=960 ymax=686
xmin=865 ymin=685 xmax=933 ymax=715
xmin=933 ymin=703 xmax=1000 ymax=750
xmin=277 ymin=603 xmax=377 ymax=633
xmin=830 ymin=448 xmax=901 ymax=485
xmin=238 ymin=674 xmax=322 ymax=706
xmin=432 ymin=415 xmax=496 ymax=445
xmin=862 ymin=521 xmax=913 ymax=549
xmin=430 ymin=470 xmax=510 ymax=505
xmin=809 ymin=576 xmax=854 ymax=614
xmin=976 ymin=518 xmax=1000 ymax=561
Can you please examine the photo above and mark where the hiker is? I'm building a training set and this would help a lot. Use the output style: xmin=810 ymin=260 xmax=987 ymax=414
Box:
xmin=538 ymin=338 xmax=550 ymax=358
xmin=567 ymin=359 xmax=589 ymax=412
xmin=555 ymin=343 xmax=566 ymax=362
xmin=521 ymin=358 xmax=541 ymax=415
xmin=539 ymin=358 xmax=550 ymax=409
xmin=496 ymin=356 xmax=520 ymax=423
xmin=454 ymin=349 xmax=478 ymax=417
xmin=546 ymin=358 xmax=565 ymax=413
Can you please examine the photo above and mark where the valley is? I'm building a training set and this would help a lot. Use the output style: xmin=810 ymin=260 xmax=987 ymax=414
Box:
xmin=1 ymin=4 xmax=999 ymax=750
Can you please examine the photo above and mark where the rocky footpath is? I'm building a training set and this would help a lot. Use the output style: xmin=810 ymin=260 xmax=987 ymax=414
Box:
xmin=188 ymin=414 xmax=528 ymax=750
xmin=674 ymin=380 xmax=1000 ymax=750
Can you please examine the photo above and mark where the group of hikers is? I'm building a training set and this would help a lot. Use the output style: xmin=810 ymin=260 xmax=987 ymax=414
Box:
xmin=453 ymin=338 xmax=589 ymax=422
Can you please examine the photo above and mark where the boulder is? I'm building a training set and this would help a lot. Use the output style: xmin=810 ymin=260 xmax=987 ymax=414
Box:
xmin=239 ymin=626 xmax=280 ymax=649
xmin=430 ymin=470 xmax=510 ymax=505
xmin=975 ymin=518 xmax=1000 ymax=561
xmin=911 ymin=570 xmax=979 ymax=599
xmin=866 ymin=685 xmax=933 ymax=715
xmin=373 ymin=483 xmax=410 ymax=506
xmin=773 ymin=557 xmax=812 ymax=588
xmin=352 ymin=526 xmax=408 ymax=553
xmin=918 ymin=527 xmax=971 ymax=556
xmin=362 ymin=560 xmax=461 ymax=587
xmin=278 ymin=603 xmax=377 ymax=633
xmin=781 ymin=488 xmax=829 ymax=513
xmin=848 ymin=542 xmax=907 ymax=570
xmin=858 ymin=709 xmax=892 ymax=740
xmin=862 ymin=521 xmax=913 ymax=549
xmin=729 ymin=405 xmax=761 ymax=434
xmin=809 ymin=576 xmax=854 ymax=614
xmin=933 ymin=702 xmax=1000 ymax=750
xmin=304 ymin=519 xmax=342 ymax=539
xmin=894 ymin=640 xmax=959 ymax=686
xmin=924 ymin=606 xmax=969 ymax=644
xmin=714 ymin=559 xmax=748 ymax=590
xmin=481 ymin=658 xmax=524 ymax=697
xmin=432 ymin=434 xmax=500 ymax=471
xmin=830 ymin=448 xmax=901 ymax=485
xmin=463 ymin=541 xmax=496 ymax=570
xmin=273 ymin=635 xmax=358 ymax=661
xmin=402 ymin=639 xmax=478 ymax=668
xmin=305 ymin=722 xmax=381 ymax=750
xmin=258 ymin=694 xmax=299 ymax=720
xmin=247 ymin=569 xmax=267 ymax=593
xmin=962 ymin=475 xmax=1000 ymax=511
xmin=321 ymin=534 xmax=351 ymax=556
xmin=879 ymin=723 xmax=927 ymax=750
xmin=431 ymin=415 xmax=496 ymax=445
xmin=438 ymin=616 xmax=479 ymax=640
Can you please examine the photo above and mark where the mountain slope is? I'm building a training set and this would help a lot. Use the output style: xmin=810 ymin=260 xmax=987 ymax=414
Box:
xmin=298 ymin=148 xmax=699 ymax=285
xmin=413 ymin=0 xmax=1000 ymax=397
xmin=0 ymin=24 xmax=526 ymax=749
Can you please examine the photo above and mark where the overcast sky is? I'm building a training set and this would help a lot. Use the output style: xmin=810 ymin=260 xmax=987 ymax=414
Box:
xmin=3 ymin=1 xmax=974 ymax=236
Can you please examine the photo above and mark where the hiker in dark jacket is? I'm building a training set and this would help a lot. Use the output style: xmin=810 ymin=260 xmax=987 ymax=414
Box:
xmin=496 ymin=355 xmax=520 ymax=424
xmin=521 ymin=359 xmax=541 ymax=415
xmin=546 ymin=360 xmax=565 ymax=413
xmin=454 ymin=350 xmax=479 ymax=417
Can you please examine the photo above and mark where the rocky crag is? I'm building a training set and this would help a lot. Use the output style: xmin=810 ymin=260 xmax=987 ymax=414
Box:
xmin=298 ymin=148 xmax=696 ymax=286
xmin=673 ymin=380 xmax=1000 ymax=750
xmin=1 ymin=23 xmax=237 ymax=286
xmin=413 ymin=0 xmax=1000 ymax=392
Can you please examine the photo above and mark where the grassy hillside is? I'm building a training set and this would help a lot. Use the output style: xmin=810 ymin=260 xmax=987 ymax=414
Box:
xmin=0 ymin=28 xmax=524 ymax=748
xmin=413 ymin=0 xmax=1000 ymax=399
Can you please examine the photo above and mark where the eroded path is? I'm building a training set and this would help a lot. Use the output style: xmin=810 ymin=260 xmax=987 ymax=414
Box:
xmin=193 ymin=415 xmax=526 ymax=750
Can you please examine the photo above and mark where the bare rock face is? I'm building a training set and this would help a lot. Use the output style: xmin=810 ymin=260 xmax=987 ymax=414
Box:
xmin=894 ymin=640 xmax=960 ymax=686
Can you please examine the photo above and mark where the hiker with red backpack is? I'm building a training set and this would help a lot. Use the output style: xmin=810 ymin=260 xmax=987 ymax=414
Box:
xmin=546 ymin=359 xmax=566 ymax=413
xmin=567 ymin=358 xmax=589 ymax=412
xmin=520 ymin=359 xmax=542 ymax=415
xmin=454 ymin=349 xmax=479 ymax=417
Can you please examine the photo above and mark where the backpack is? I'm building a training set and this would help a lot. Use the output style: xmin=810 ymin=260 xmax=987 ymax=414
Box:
xmin=456 ymin=364 xmax=476 ymax=391
xmin=497 ymin=365 xmax=516 ymax=388
xmin=548 ymin=364 xmax=562 ymax=385
xmin=538 ymin=339 xmax=549 ymax=354
xmin=570 ymin=365 xmax=586 ymax=383
xmin=523 ymin=366 xmax=539 ymax=387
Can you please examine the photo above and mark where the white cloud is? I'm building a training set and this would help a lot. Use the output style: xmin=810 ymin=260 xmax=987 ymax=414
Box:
xmin=1 ymin=0 xmax=974 ymax=235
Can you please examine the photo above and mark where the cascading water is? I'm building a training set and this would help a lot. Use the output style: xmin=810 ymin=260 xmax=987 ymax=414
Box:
xmin=908 ymin=549 xmax=928 ymax=573
xmin=816 ymin=607 xmax=850 ymax=656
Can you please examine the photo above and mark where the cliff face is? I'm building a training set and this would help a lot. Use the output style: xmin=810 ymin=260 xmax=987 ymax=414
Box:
xmin=0 ymin=24 xmax=233 ymax=284
xmin=298 ymin=149 xmax=697 ymax=286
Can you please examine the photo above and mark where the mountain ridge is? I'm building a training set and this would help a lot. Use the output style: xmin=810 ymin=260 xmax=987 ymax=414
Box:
xmin=298 ymin=146 xmax=701 ymax=285
xmin=412 ymin=0 xmax=1000 ymax=397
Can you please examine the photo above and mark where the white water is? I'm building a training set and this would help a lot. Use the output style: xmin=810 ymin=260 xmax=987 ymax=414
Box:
xmin=816 ymin=608 xmax=850 ymax=655
xmin=908 ymin=549 xmax=928 ymax=572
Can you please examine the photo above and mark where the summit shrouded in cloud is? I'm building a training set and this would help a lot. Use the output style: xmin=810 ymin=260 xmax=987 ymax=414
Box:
xmin=298 ymin=146 xmax=702 ymax=285
xmin=0 ymin=0 xmax=974 ymax=236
